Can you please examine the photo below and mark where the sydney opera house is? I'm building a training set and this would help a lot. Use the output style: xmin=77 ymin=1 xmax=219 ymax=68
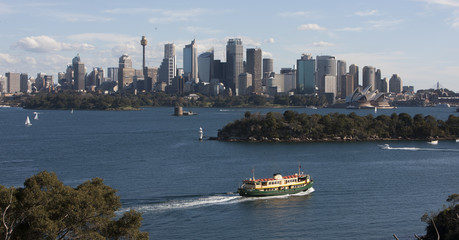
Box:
xmin=345 ymin=86 xmax=395 ymax=109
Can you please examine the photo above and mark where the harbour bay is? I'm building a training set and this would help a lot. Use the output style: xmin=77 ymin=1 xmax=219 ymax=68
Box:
xmin=0 ymin=107 xmax=458 ymax=239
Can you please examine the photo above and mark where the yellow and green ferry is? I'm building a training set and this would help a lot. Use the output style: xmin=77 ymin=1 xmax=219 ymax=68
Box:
xmin=237 ymin=169 xmax=313 ymax=197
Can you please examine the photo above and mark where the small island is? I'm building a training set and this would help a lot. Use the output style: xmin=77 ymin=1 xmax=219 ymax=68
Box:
xmin=217 ymin=110 xmax=459 ymax=142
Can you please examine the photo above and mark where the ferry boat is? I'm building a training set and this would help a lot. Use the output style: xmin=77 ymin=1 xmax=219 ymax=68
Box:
xmin=237 ymin=169 xmax=313 ymax=197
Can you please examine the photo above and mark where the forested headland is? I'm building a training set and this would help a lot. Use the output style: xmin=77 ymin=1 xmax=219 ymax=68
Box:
xmin=217 ymin=111 xmax=459 ymax=142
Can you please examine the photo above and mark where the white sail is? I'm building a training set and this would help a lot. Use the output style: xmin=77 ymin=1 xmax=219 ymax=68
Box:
xmin=25 ymin=116 xmax=32 ymax=126
xmin=199 ymin=127 xmax=203 ymax=140
xmin=34 ymin=112 xmax=39 ymax=120
xmin=70 ymin=109 xmax=74 ymax=114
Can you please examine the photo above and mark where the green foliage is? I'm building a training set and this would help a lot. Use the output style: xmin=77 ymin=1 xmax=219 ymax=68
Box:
xmin=420 ymin=194 xmax=459 ymax=240
xmin=0 ymin=171 xmax=148 ymax=240
xmin=218 ymin=111 xmax=459 ymax=141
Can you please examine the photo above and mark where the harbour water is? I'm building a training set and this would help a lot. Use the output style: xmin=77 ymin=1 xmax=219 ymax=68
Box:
xmin=0 ymin=106 xmax=458 ymax=239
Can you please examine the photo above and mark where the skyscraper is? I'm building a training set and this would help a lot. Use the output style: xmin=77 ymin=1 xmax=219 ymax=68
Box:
xmin=375 ymin=69 xmax=382 ymax=91
xmin=316 ymin=55 xmax=337 ymax=94
xmin=20 ymin=73 xmax=28 ymax=93
xmin=349 ymin=64 xmax=359 ymax=90
xmin=198 ymin=49 xmax=214 ymax=83
xmin=5 ymin=72 xmax=20 ymax=93
xmin=263 ymin=58 xmax=273 ymax=74
xmin=337 ymin=60 xmax=347 ymax=98
xmin=183 ymin=39 xmax=198 ymax=83
xmin=296 ymin=54 xmax=315 ymax=94
xmin=159 ymin=43 xmax=176 ymax=85
xmin=226 ymin=38 xmax=243 ymax=95
xmin=118 ymin=54 xmax=135 ymax=90
xmin=246 ymin=48 xmax=262 ymax=94
xmin=362 ymin=66 xmax=376 ymax=91
xmin=389 ymin=74 xmax=403 ymax=93
xmin=72 ymin=54 xmax=85 ymax=91
xmin=107 ymin=67 xmax=119 ymax=82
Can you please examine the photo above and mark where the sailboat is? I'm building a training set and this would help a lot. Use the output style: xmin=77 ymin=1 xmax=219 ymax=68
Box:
xmin=33 ymin=112 xmax=39 ymax=120
xmin=199 ymin=127 xmax=203 ymax=141
xmin=374 ymin=107 xmax=377 ymax=113
xmin=70 ymin=108 xmax=74 ymax=114
xmin=25 ymin=116 xmax=32 ymax=127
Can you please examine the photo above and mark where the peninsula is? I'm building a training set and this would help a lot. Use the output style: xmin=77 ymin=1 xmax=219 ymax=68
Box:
xmin=217 ymin=110 xmax=459 ymax=142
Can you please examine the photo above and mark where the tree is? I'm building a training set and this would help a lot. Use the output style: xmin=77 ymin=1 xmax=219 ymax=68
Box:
xmin=0 ymin=171 xmax=148 ymax=240
xmin=420 ymin=194 xmax=459 ymax=240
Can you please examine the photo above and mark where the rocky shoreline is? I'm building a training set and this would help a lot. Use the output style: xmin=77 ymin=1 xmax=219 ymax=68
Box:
xmin=212 ymin=136 xmax=457 ymax=143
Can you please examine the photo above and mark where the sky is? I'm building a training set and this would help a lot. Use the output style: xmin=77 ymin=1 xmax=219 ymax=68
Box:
xmin=0 ymin=0 xmax=459 ymax=92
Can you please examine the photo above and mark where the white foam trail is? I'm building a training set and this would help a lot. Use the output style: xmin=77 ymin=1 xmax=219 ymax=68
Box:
xmin=119 ymin=188 xmax=315 ymax=214
xmin=379 ymin=144 xmax=459 ymax=152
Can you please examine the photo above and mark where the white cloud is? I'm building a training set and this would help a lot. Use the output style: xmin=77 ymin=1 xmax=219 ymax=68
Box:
xmin=297 ymin=24 xmax=326 ymax=31
xmin=262 ymin=51 xmax=273 ymax=59
xmin=25 ymin=56 xmax=37 ymax=65
xmin=148 ymin=8 xmax=210 ymax=24
xmin=355 ymin=10 xmax=380 ymax=16
xmin=367 ymin=19 xmax=404 ymax=29
xmin=265 ymin=37 xmax=275 ymax=44
xmin=421 ymin=0 xmax=459 ymax=7
xmin=68 ymin=33 xmax=135 ymax=44
xmin=279 ymin=11 xmax=311 ymax=17
xmin=185 ymin=26 xmax=222 ymax=35
xmin=337 ymin=27 xmax=362 ymax=32
xmin=52 ymin=12 xmax=113 ymax=22
xmin=313 ymin=41 xmax=334 ymax=47
xmin=14 ymin=36 xmax=95 ymax=53
xmin=0 ymin=53 xmax=18 ymax=64
xmin=0 ymin=3 xmax=14 ymax=14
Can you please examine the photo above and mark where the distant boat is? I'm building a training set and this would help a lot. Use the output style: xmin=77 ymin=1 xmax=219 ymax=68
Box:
xmin=25 ymin=116 xmax=32 ymax=127
xmin=199 ymin=127 xmax=203 ymax=141
xmin=427 ymin=140 xmax=438 ymax=145
xmin=374 ymin=107 xmax=377 ymax=113
xmin=455 ymin=139 xmax=459 ymax=143
xmin=378 ymin=144 xmax=390 ymax=150
xmin=70 ymin=109 xmax=74 ymax=114
xmin=33 ymin=112 xmax=39 ymax=120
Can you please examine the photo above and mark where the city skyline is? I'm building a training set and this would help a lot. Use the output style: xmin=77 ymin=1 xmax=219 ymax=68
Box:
xmin=0 ymin=0 xmax=459 ymax=91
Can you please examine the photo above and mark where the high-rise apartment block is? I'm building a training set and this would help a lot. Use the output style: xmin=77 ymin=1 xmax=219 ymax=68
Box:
xmin=389 ymin=74 xmax=403 ymax=93
xmin=5 ymin=72 xmax=20 ymax=93
xmin=226 ymin=38 xmax=243 ymax=95
xmin=296 ymin=54 xmax=315 ymax=94
xmin=159 ymin=43 xmax=176 ymax=85
xmin=246 ymin=48 xmax=262 ymax=94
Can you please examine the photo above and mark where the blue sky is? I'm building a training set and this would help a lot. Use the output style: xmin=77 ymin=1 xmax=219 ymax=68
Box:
xmin=0 ymin=0 xmax=458 ymax=91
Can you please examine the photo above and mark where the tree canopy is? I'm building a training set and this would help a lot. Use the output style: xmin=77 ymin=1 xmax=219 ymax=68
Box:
xmin=420 ymin=194 xmax=459 ymax=240
xmin=0 ymin=171 xmax=148 ymax=240
xmin=217 ymin=111 xmax=459 ymax=142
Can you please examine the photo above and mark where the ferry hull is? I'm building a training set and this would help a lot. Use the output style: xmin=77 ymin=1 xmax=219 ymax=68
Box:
xmin=237 ymin=182 xmax=313 ymax=197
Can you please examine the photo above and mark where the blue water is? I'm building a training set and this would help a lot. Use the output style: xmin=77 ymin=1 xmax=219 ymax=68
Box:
xmin=0 ymin=106 xmax=458 ymax=240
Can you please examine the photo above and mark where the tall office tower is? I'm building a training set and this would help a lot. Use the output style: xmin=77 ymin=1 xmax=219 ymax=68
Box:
xmin=342 ymin=73 xmax=355 ymax=97
xmin=20 ymin=73 xmax=28 ymax=93
xmin=380 ymin=77 xmax=389 ymax=93
xmin=198 ymin=49 xmax=214 ymax=83
xmin=316 ymin=55 xmax=337 ymax=94
xmin=107 ymin=67 xmax=119 ymax=82
xmin=296 ymin=54 xmax=316 ymax=94
xmin=375 ymin=69 xmax=382 ymax=91
xmin=44 ymin=75 xmax=53 ymax=89
xmin=238 ymin=73 xmax=252 ymax=96
xmin=226 ymin=38 xmax=244 ymax=95
xmin=159 ymin=43 xmax=176 ymax=85
xmin=87 ymin=68 xmax=104 ymax=88
xmin=65 ymin=65 xmax=74 ymax=84
xmin=349 ymin=64 xmax=359 ymax=90
xmin=337 ymin=60 xmax=347 ymax=98
xmin=5 ymin=72 xmax=20 ymax=93
xmin=118 ymin=54 xmax=135 ymax=90
xmin=389 ymin=74 xmax=403 ymax=93
xmin=144 ymin=67 xmax=158 ymax=92
xmin=246 ymin=48 xmax=262 ymax=94
xmin=35 ymin=73 xmax=46 ymax=91
xmin=263 ymin=58 xmax=273 ymax=74
xmin=72 ymin=54 xmax=85 ymax=91
xmin=362 ymin=66 xmax=376 ymax=91
xmin=183 ymin=39 xmax=198 ymax=83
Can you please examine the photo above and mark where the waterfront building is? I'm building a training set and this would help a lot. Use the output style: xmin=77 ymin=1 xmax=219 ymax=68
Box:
xmin=226 ymin=38 xmax=244 ymax=95
xmin=316 ymin=55 xmax=337 ymax=95
xmin=5 ymin=72 xmax=20 ymax=93
xmin=337 ymin=60 xmax=347 ymax=98
xmin=296 ymin=54 xmax=315 ymax=94
xmin=380 ymin=77 xmax=389 ymax=93
xmin=342 ymin=73 xmax=355 ymax=98
xmin=362 ymin=66 xmax=376 ymax=91
xmin=324 ymin=75 xmax=337 ymax=97
xmin=349 ymin=64 xmax=359 ymax=90
xmin=118 ymin=54 xmax=135 ymax=91
xmin=73 ymin=54 xmax=85 ymax=91
xmin=183 ymin=39 xmax=198 ymax=83
xmin=246 ymin=48 xmax=262 ymax=94
xmin=198 ymin=49 xmax=214 ymax=83
xmin=389 ymin=74 xmax=403 ymax=93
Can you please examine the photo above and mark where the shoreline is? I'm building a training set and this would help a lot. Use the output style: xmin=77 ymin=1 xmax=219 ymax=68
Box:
xmin=211 ymin=136 xmax=458 ymax=143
